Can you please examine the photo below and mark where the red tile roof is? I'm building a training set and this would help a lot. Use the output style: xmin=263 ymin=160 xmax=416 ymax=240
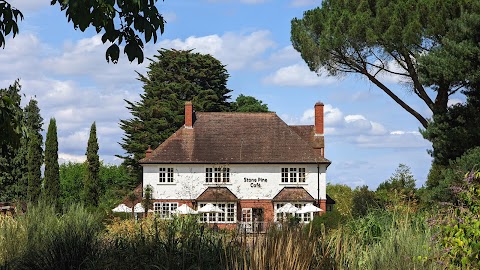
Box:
xmin=272 ymin=187 xmax=315 ymax=202
xmin=196 ymin=187 xmax=238 ymax=201
xmin=140 ymin=112 xmax=330 ymax=164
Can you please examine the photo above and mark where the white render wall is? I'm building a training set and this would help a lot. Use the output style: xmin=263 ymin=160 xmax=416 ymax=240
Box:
xmin=142 ymin=164 xmax=327 ymax=201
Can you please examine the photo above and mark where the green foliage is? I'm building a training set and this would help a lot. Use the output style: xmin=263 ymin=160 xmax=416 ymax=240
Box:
xmin=50 ymin=0 xmax=165 ymax=64
xmin=1 ymin=203 xmax=102 ymax=269
xmin=119 ymin=49 xmax=232 ymax=179
xmin=326 ymin=183 xmax=353 ymax=217
xmin=231 ymin=94 xmax=269 ymax=112
xmin=25 ymin=99 xmax=44 ymax=203
xmin=352 ymin=185 xmax=379 ymax=218
xmin=432 ymin=170 xmax=480 ymax=269
xmin=0 ymin=1 xmax=23 ymax=48
xmin=425 ymin=146 xmax=480 ymax=203
xmin=43 ymin=118 xmax=59 ymax=208
xmin=142 ymin=184 xmax=153 ymax=218
xmin=376 ymin=164 xmax=417 ymax=205
xmin=0 ymin=81 xmax=23 ymax=201
xmin=291 ymin=0 xmax=478 ymax=128
xmin=309 ymin=211 xmax=344 ymax=233
xmin=422 ymin=89 xmax=480 ymax=166
xmin=83 ymin=122 xmax=100 ymax=207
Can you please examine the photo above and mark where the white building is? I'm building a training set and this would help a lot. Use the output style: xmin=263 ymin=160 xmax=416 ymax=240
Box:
xmin=140 ymin=101 xmax=334 ymax=229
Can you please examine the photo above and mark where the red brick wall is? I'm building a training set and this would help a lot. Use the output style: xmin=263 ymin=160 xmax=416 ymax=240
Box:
xmin=185 ymin=101 xmax=193 ymax=127
xmin=315 ymin=102 xmax=324 ymax=135
xmin=239 ymin=200 xmax=275 ymax=223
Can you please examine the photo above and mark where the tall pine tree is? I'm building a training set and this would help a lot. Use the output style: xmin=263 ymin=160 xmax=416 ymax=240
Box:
xmin=119 ymin=49 xmax=232 ymax=179
xmin=43 ymin=118 xmax=59 ymax=208
xmin=25 ymin=99 xmax=43 ymax=203
xmin=83 ymin=122 xmax=100 ymax=207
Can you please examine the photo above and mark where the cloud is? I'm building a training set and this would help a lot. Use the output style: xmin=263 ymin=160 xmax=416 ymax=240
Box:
xmin=284 ymin=104 xmax=429 ymax=148
xmin=290 ymin=0 xmax=322 ymax=7
xmin=159 ymin=30 xmax=276 ymax=70
xmin=263 ymin=63 xmax=336 ymax=87
xmin=9 ymin=0 xmax=50 ymax=12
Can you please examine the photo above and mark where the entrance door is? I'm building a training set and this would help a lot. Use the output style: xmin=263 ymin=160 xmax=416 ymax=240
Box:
xmin=252 ymin=208 xmax=264 ymax=232
xmin=241 ymin=208 xmax=253 ymax=233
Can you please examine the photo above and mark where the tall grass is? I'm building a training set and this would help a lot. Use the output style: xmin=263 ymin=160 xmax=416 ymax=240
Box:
xmin=1 ymin=204 xmax=442 ymax=270
xmin=325 ymin=210 xmax=441 ymax=270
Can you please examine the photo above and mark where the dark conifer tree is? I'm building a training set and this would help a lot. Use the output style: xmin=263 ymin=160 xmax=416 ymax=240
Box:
xmin=83 ymin=122 xmax=100 ymax=207
xmin=0 ymin=81 xmax=23 ymax=201
xmin=25 ymin=99 xmax=43 ymax=203
xmin=43 ymin=118 xmax=59 ymax=208
xmin=119 ymin=49 xmax=232 ymax=179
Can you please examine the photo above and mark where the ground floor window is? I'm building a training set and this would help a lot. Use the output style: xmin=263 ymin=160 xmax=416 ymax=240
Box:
xmin=274 ymin=202 xmax=313 ymax=223
xmin=198 ymin=202 xmax=236 ymax=223
xmin=153 ymin=202 xmax=178 ymax=219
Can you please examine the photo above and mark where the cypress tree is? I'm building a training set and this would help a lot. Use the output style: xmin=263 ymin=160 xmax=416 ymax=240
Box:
xmin=83 ymin=122 xmax=100 ymax=207
xmin=119 ymin=49 xmax=232 ymax=179
xmin=43 ymin=118 xmax=59 ymax=208
xmin=25 ymin=99 xmax=43 ymax=203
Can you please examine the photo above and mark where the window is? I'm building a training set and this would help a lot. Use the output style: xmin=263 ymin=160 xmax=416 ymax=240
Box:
xmin=206 ymin=168 xmax=213 ymax=183
xmin=153 ymin=202 xmax=178 ymax=219
xmin=206 ymin=167 xmax=230 ymax=183
xmin=198 ymin=202 xmax=236 ymax=223
xmin=299 ymin=168 xmax=306 ymax=182
xmin=159 ymin=167 xmax=174 ymax=183
xmin=281 ymin=168 xmax=288 ymax=182
xmin=281 ymin=167 xmax=306 ymax=183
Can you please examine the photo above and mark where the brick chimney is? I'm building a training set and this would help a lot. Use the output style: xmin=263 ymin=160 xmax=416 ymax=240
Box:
xmin=315 ymin=102 xmax=324 ymax=136
xmin=145 ymin=146 xmax=153 ymax=158
xmin=185 ymin=101 xmax=193 ymax=128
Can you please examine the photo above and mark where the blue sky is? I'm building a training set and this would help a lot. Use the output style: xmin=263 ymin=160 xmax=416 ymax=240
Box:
xmin=2 ymin=0 xmax=443 ymax=188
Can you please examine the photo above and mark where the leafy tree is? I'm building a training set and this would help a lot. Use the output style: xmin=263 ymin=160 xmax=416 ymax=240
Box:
xmin=326 ymin=183 xmax=353 ymax=217
xmin=83 ymin=122 xmax=100 ymax=207
xmin=119 ymin=49 xmax=232 ymax=179
xmin=352 ymin=185 xmax=379 ymax=218
xmin=291 ymin=0 xmax=479 ymax=129
xmin=230 ymin=94 xmax=269 ymax=112
xmin=25 ymin=99 xmax=44 ymax=203
xmin=59 ymin=162 xmax=84 ymax=206
xmin=424 ymin=146 xmax=480 ymax=204
xmin=0 ymin=1 xmax=22 ymax=48
xmin=376 ymin=164 xmax=416 ymax=205
xmin=1 ymin=0 xmax=166 ymax=64
xmin=0 ymin=81 xmax=22 ymax=201
xmin=43 ymin=118 xmax=60 ymax=208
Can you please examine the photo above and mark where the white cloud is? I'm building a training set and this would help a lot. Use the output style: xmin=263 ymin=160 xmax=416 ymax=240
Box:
xmin=159 ymin=30 xmax=276 ymax=70
xmin=284 ymin=104 xmax=429 ymax=148
xmin=290 ymin=0 xmax=321 ymax=7
xmin=10 ymin=0 xmax=50 ymax=12
xmin=263 ymin=63 xmax=336 ymax=87
xmin=58 ymin=153 xmax=86 ymax=164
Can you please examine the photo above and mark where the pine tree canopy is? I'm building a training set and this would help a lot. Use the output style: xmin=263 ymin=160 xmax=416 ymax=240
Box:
xmin=291 ymin=0 xmax=480 ymax=129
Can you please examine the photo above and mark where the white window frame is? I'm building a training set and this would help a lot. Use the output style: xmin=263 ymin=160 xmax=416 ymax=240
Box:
xmin=159 ymin=167 xmax=174 ymax=183
xmin=280 ymin=167 xmax=307 ymax=183
xmin=198 ymin=202 xmax=236 ymax=223
xmin=153 ymin=202 xmax=178 ymax=219
xmin=205 ymin=167 xmax=230 ymax=183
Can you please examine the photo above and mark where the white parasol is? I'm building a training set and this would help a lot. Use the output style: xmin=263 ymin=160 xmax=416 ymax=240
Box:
xmin=296 ymin=203 xmax=323 ymax=214
xmin=275 ymin=203 xmax=299 ymax=214
xmin=112 ymin=203 xmax=132 ymax=213
xmin=171 ymin=204 xmax=198 ymax=215
xmin=197 ymin=203 xmax=224 ymax=213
